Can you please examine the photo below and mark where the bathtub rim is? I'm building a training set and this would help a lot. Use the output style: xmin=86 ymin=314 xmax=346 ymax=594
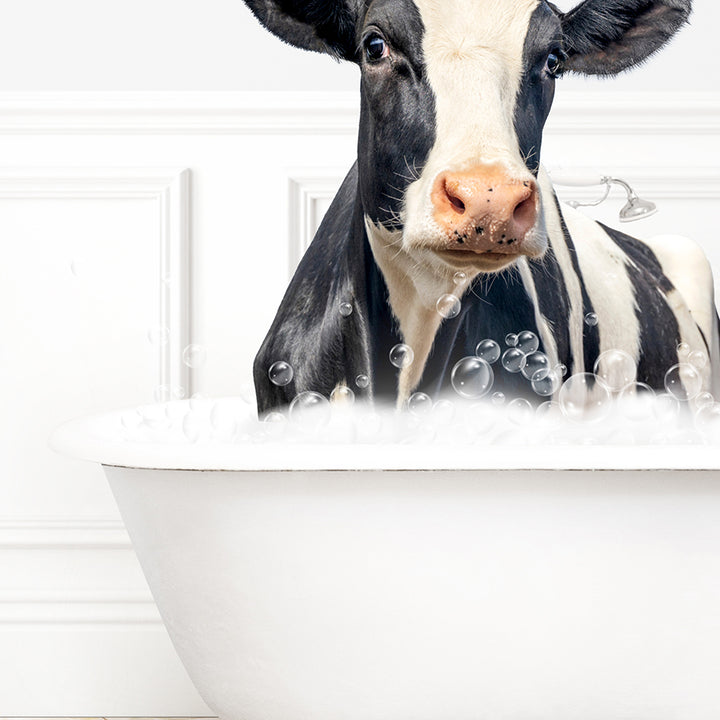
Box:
xmin=49 ymin=404 xmax=720 ymax=473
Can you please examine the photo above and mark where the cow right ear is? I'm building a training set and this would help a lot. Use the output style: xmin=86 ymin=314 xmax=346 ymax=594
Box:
xmin=242 ymin=0 xmax=361 ymax=62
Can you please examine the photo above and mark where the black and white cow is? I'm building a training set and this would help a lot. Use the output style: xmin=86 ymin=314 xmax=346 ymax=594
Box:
xmin=247 ymin=0 xmax=718 ymax=414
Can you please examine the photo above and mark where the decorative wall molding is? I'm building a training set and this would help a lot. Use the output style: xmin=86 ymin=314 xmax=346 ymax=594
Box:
xmin=0 ymin=515 xmax=130 ymax=549
xmin=0 ymin=91 xmax=718 ymax=135
xmin=0 ymin=167 xmax=192 ymax=398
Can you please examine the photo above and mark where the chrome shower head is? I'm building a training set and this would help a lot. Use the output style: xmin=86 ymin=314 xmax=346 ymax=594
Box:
xmin=619 ymin=193 xmax=658 ymax=222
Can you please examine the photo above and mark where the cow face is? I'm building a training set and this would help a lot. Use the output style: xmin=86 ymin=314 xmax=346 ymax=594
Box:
xmin=244 ymin=0 xmax=691 ymax=280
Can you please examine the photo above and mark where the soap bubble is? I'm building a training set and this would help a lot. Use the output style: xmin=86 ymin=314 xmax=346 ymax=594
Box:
xmin=516 ymin=330 xmax=539 ymax=356
xmin=289 ymin=391 xmax=331 ymax=427
xmin=677 ymin=342 xmax=691 ymax=358
xmin=148 ymin=325 xmax=170 ymax=346
xmin=536 ymin=401 xmax=561 ymax=420
xmin=593 ymin=349 xmax=636 ymax=393
xmin=558 ymin=372 xmax=612 ymax=423
xmin=689 ymin=351 xmax=708 ymax=369
xmin=695 ymin=402 xmax=720 ymax=435
xmin=451 ymin=356 xmax=494 ymax=399
xmin=501 ymin=348 xmax=526 ymax=373
xmin=555 ymin=363 xmax=568 ymax=378
xmin=505 ymin=333 xmax=518 ymax=347
xmin=436 ymin=294 xmax=461 ymax=319
xmin=491 ymin=392 xmax=506 ymax=406
xmin=355 ymin=374 xmax=370 ymax=389
xmin=521 ymin=352 xmax=550 ymax=381
xmin=664 ymin=363 xmax=702 ymax=401
xmin=408 ymin=392 xmax=433 ymax=416
xmin=531 ymin=369 xmax=562 ymax=397
xmin=182 ymin=344 xmax=207 ymax=369
xmin=432 ymin=399 xmax=456 ymax=423
xmin=390 ymin=344 xmax=414 ymax=369
xmin=695 ymin=391 xmax=714 ymax=410
xmin=584 ymin=312 xmax=598 ymax=327
xmin=617 ymin=382 xmax=655 ymax=422
xmin=475 ymin=339 xmax=501 ymax=364
xmin=330 ymin=385 xmax=355 ymax=405
xmin=453 ymin=271 xmax=467 ymax=285
xmin=268 ymin=361 xmax=294 ymax=387
xmin=339 ymin=301 xmax=353 ymax=317
xmin=507 ymin=398 xmax=533 ymax=426
xmin=653 ymin=393 xmax=680 ymax=422
xmin=138 ymin=403 xmax=170 ymax=429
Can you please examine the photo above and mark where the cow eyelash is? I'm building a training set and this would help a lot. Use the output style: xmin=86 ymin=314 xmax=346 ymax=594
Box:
xmin=362 ymin=31 xmax=390 ymax=63
xmin=545 ymin=48 xmax=568 ymax=79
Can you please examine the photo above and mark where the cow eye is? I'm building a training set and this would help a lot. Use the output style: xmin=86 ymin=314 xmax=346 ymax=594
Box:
xmin=364 ymin=33 xmax=388 ymax=62
xmin=545 ymin=49 xmax=566 ymax=78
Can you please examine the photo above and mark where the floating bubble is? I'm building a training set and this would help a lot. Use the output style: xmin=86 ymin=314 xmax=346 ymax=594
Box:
xmin=451 ymin=356 xmax=494 ymax=399
xmin=264 ymin=411 xmax=286 ymax=423
xmin=664 ymin=363 xmax=702 ymax=401
xmin=501 ymin=348 xmax=526 ymax=373
xmin=653 ymin=393 xmax=680 ymax=422
xmin=436 ymin=294 xmax=461 ymax=319
xmin=453 ymin=271 xmax=467 ymax=285
xmin=689 ymin=350 xmax=708 ymax=369
xmin=268 ymin=361 xmax=294 ymax=387
xmin=617 ymin=382 xmax=656 ymax=422
xmin=593 ymin=349 xmax=636 ymax=393
xmin=558 ymin=372 xmax=612 ymax=423
xmin=171 ymin=385 xmax=187 ymax=400
xmin=695 ymin=402 xmax=720 ymax=435
xmin=491 ymin=392 xmax=506 ymax=406
xmin=521 ymin=352 xmax=550 ymax=381
xmin=355 ymin=374 xmax=370 ymax=389
xmin=516 ymin=330 xmax=539 ymax=356
xmin=507 ymin=398 xmax=534 ymax=426
xmin=677 ymin=342 xmax=691 ymax=358
xmin=330 ymin=385 xmax=355 ymax=405
xmin=555 ymin=363 xmax=568 ymax=378
xmin=138 ymin=402 xmax=170 ymax=429
xmin=505 ymin=333 xmax=518 ymax=347
xmin=433 ymin=399 xmax=456 ymax=423
xmin=339 ymin=301 xmax=353 ymax=317
xmin=475 ymin=339 xmax=501 ymax=364
xmin=695 ymin=391 xmax=715 ymax=410
xmin=536 ymin=400 xmax=561 ymax=420
xmin=584 ymin=312 xmax=598 ymax=327
xmin=408 ymin=392 xmax=433 ymax=416
xmin=182 ymin=344 xmax=207 ymax=369
xmin=289 ymin=391 xmax=331 ymax=427
xmin=532 ymin=369 xmax=562 ymax=397
xmin=390 ymin=344 xmax=414 ymax=369
xmin=148 ymin=325 xmax=170 ymax=346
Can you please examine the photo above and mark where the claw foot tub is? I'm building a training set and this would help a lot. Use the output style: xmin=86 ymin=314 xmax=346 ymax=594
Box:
xmin=51 ymin=399 xmax=720 ymax=720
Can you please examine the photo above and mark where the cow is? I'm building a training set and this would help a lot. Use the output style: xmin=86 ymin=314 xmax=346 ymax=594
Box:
xmin=246 ymin=0 xmax=718 ymax=415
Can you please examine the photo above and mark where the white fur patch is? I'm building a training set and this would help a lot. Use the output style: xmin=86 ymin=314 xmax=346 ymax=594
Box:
xmin=404 ymin=0 xmax=541 ymax=248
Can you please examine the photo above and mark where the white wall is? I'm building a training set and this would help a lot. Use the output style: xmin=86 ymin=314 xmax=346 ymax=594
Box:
xmin=0 ymin=0 xmax=716 ymax=92
xmin=0 ymin=0 xmax=719 ymax=716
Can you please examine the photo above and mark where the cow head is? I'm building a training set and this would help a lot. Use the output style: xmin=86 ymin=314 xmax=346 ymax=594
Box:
xmin=245 ymin=0 xmax=690 ymax=286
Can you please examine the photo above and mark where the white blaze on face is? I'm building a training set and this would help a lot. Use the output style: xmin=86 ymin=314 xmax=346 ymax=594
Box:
xmin=404 ymin=0 xmax=541 ymax=246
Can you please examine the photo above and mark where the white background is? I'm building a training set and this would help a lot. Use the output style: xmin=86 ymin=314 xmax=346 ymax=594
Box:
xmin=0 ymin=0 xmax=718 ymax=716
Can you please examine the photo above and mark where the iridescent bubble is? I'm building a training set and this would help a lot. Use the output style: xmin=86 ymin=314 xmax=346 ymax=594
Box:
xmin=593 ymin=349 xmax=636 ymax=393
xmin=453 ymin=271 xmax=467 ymax=285
xmin=501 ymin=348 xmax=526 ymax=373
xmin=355 ymin=374 xmax=370 ymax=389
xmin=532 ymin=369 xmax=562 ymax=397
xmin=521 ymin=352 xmax=550 ymax=381
xmin=689 ymin=350 xmax=708 ymax=369
xmin=584 ymin=312 xmax=599 ymax=327
xmin=558 ymin=372 xmax=612 ymax=423
xmin=677 ymin=342 xmax=691 ymax=358
xmin=505 ymin=333 xmax=518 ymax=347
xmin=408 ymin=392 xmax=433 ymax=416
xmin=475 ymin=339 xmax=501 ymax=364
xmin=491 ymin=392 xmax=506 ymax=406
xmin=389 ymin=344 xmax=414 ymax=369
xmin=182 ymin=344 xmax=207 ymax=369
xmin=330 ymin=385 xmax=355 ymax=405
xmin=653 ymin=393 xmax=680 ymax=422
xmin=268 ymin=361 xmax=294 ymax=387
xmin=148 ymin=325 xmax=170 ymax=346
xmin=289 ymin=391 xmax=331 ymax=427
xmin=664 ymin=363 xmax=702 ymax=401
xmin=617 ymin=382 xmax=656 ymax=422
xmin=516 ymin=330 xmax=539 ymax=356
xmin=451 ymin=356 xmax=494 ymax=399
xmin=695 ymin=391 xmax=715 ymax=410
xmin=339 ymin=301 xmax=353 ymax=317
xmin=436 ymin=294 xmax=461 ymax=319
xmin=507 ymin=398 xmax=534 ymax=426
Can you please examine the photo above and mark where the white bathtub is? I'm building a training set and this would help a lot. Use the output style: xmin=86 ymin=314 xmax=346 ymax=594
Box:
xmin=51 ymin=402 xmax=720 ymax=720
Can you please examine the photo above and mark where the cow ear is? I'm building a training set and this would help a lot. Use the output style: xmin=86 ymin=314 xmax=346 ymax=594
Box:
xmin=243 ymin=0 xmax=361 ymax=62
xmin=560 ymin=0 xmax=691 ymax=76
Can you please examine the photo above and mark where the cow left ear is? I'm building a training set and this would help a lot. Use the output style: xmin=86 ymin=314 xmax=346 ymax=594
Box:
xmin=242 ymin=0 xmax=361 ymax=62
xmin=559 ymin=0 xmax=692 ymax=75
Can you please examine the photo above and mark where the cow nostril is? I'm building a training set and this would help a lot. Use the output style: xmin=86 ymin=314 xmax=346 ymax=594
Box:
xmin=513 ymin=193 xmax=537 ymax=234
xmin=444 ymin=181 xmax=466 ymax=214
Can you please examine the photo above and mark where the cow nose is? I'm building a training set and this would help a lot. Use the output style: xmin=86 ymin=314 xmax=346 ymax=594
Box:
xmin=431 ymin=165 xmax=538 ymax=253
